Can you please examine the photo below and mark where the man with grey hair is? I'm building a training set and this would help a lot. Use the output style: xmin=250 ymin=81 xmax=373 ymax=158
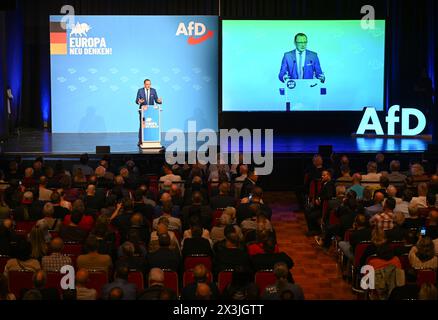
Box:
xmin=262 ymin=262 xmax=304 ymax=300
xmin=410 ymin=183 xmax=428 ymax=208
xmin=387 ymin=160 xmax=407 ymax=185
xmin=361 ymin=161 xmax=382 ymax=187
xmin=38 ymin=176 xmax=53 ymax=201
xmin=115 ymin=241 xmax=147 ymax=273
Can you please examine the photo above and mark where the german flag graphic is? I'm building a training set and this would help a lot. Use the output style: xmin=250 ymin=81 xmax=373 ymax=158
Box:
xmin=50 ymin=21 xmax=67 ymax=55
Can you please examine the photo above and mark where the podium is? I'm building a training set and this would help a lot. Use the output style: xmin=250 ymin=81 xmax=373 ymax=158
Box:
xmin=281 ymin=79 xmax=325 ymax=111
xmin=139 ymin=104 xmax=162 ymax=149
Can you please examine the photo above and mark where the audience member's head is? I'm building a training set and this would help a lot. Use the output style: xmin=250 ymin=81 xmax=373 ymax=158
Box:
xmin=195 ymin=283 xmax=212 ymax=300
xmin=33 ymin=270 xmax=47 ymax=289
xmin=149 ymin=268 xmax=164 ymax=286
xmin=108 ymin=287 xmax=124 ymax=300
xmin=415 ymin=237 xmax=435 ymax=262
xmin=76 ymin=269 xmax=89 ymax=287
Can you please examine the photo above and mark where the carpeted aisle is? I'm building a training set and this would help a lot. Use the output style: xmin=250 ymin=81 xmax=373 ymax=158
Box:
xmin=266 ymin=192 xmax=356 ymax=300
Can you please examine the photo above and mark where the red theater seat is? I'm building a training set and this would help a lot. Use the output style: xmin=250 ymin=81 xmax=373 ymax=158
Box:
xmin=218 ymin=270 xmax=233 ymax=293
xmin=161 ymin=270 xmax=179 ymax=297
xmin=183 ymin=270 xmax=212 ymax=287
xmin=87 ymin=270 xmax=108 ymax=298
xmin=128 ymin=271 xmax=144 ymax=291
xmin=184 ymin=255 xmax=212 ymax=271
xmin=8 ymin=270 xmax=35 ymax=298
xmin=255 ymin=270 xmax=276 ymax=295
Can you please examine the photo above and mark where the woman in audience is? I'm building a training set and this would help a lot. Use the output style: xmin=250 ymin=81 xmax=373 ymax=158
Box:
xmin=37 ymin=202 xmax=61 ymax=234
xmin=408 ymin=237 xmax=438 ymax=270
xmin=28 ymin=226 xmax=48 ymax=260
xmin=3 ymin=239 xmax=41 ymax=277
xmin=72 ymin=168 xmax=87 ymax=188
xmin=367 ymin=242 xmax=402 ymax=270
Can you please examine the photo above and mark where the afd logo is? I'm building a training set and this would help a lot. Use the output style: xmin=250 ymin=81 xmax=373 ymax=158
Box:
xmin=70 ymin=22 xmax=91 ymax=37
xmin=176 ymin=21 xmax=214 ymax=45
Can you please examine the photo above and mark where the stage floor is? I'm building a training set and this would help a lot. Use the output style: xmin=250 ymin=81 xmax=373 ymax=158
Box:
xmin=0 ymin=129 xmax=434 ymax=156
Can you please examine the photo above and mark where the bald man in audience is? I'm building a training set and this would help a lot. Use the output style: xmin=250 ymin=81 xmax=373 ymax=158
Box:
xmin=75 ymin=269 xmax=97 ymax=300
xmin=42 ymin=237 xmax=72 ymax=272
xmin=181 ymin=263 xmax=219 ymax=300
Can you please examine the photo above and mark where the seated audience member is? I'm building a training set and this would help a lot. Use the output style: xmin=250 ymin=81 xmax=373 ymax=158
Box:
xmin=59 ymin=211 xmax=88 ymax=243
xmin=409 ymin=163 xmax=429 ymax=184
xmin=360 ymin=227 xmax=388 ymax=267
xmin=152 ymin=202 xmax=181 ymax=233
xmin=210 ymin=213 xmax=231 ymax=244
xmin=22 ymin=270 xmax=59 ymax=300
xmin=37 ymin=202 xmax=61 ymax=233
xmin=195 ymin=282 xmax=213 ymax=300
xmin=364 ymin=191 xmax=385 ymax=217
xmin=247 ymin=229 xmax=278 ymax=256
xmin=42 ymin=237 xmax=72 ymax=272
xmin=181 ymin=264 xmax=220 ymax=300
xmin=147 ymin=233 xmax=181 ymax=272
xmin=75 ymin=268 xmax=97 ymax=300
xmin=348 ymin=173 xmax=364 ymax=199
xmin=385 ymin=212 xmax=408 ymax=242
xmin=22 ymin=289 xmax=42 ymax=300
xmin=77 ymin=235 xmax=112 ymax=273
xmin=138 ymin=268 xmax=176 ymax=300
xmin=116 ymin=241 xmax=147 ymax=273
xmin=369 ymin=197 xmax=396 ymax=231
xmin=214 ymin=227 xmax=252 ymax=275
xmin=338 ymin=214 xmax=371 ymax=262
xmin=182 ymin=224 xmax=213 ymax=259
xmin=408 ymin=237 xmax=438 ymax=270
xmin=0 ymin=219 xmax=19 ymax=255
xmin=361 ymin=161 xmax=382 ymax=188
xmin=50 ymin=191 xmax=70 ymax=220
xmin=426 ymin=208 xmax=438 ymax=240
xmin=394 ymin=190 xmax=413 ymax=218
xmin=367 ymin=242 xmax=402 ymax=271
xmin=210 ymin=182 xmax=236 ymax=210
xmin=83 ymin=184 xmax=105 ymax=214
xmin=101 ymin=264 xmax=137 ymax=300
xmin=262 ymin=262 xmax=304 ymax=300
xmin=251 ymin=237 xmax=294 ymax=271
xmin=4 ymin=239 xmax=41 ymax=278
xmin=38 ymin=176 xmax=53 ymax=202
xmin=183 ymin=215 xmax=212 ymax=242
xmin=403 ymin=204 xmax=425 ymax=230
xmin=14 ymin=191 xmax=42 ymax=221
xmin=154 ymin=192 xmax=180 ymax=219
xmin=385 ymin=185 xmax=402 ymax=204
xmin=240 ymin=171 xmax=259 ymax=199
xmin=149 ymin=220 xmax=180 ymax=253
xmin=72 ymin=153 xmax=94 ymax=177
xmin=410 ymin=182 xmax=428 ymax=209
xmin=389 ymin=269 xmax=420 ymax=300
xmin=63 ymin=200 xmax=95 ymax=233
xmin=221 ymin=266 xmax=259 ymax=300
xmin=336 ymin=165 xmax=353 ymax=187
xmin=418 ymin=283 xmax=438 ymax=300
xmin=387 ymin=160 xmax=407 ymax=185
xmin=159 ymin=165 xmax=182 ymax=188
xmin=182 ymin=192 xmax=212 ymax=230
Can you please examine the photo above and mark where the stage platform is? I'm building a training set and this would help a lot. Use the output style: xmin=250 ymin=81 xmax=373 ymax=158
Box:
xmin=0 ymin=129 xmax=435 ymax=157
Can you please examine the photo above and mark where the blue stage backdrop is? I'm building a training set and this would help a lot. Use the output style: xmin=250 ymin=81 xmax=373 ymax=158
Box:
xmin=50 ymin=15 xmax=218 ymax=133
xmin=222 ymin=20 xmax=386 ymax=111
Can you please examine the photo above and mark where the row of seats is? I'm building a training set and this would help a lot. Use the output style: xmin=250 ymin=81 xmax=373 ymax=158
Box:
xmin=2 ymin=268 xmax=276 ymax=300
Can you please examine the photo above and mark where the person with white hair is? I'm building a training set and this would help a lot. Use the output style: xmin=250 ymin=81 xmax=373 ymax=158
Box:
xmin=137 ymin=268 xmax=176 ymax=300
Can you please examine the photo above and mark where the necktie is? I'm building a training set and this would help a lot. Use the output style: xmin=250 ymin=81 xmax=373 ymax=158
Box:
xmin=298 ymin=52 xmax=303 ymax=79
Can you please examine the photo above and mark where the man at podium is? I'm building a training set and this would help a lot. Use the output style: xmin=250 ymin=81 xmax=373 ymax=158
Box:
xmin=135 ymin=79 xmax=162 ymax=145
xmin=278 ymin=33 xmax=325 ymax=83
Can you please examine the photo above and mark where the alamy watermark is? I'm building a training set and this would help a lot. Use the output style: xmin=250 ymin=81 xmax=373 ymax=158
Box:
xmin=164 ymin=121 xmax=274 ymax=176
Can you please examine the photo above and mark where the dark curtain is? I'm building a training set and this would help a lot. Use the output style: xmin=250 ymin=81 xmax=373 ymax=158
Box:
xmin=3 ymin=0 xmax=437 ymax=131
xmin=0 ymin=12 xmax=7 ymax=139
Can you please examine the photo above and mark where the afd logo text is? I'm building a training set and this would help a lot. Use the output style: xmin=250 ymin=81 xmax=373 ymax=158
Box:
xmin=176 ymin=21 xmax=214 ymax=45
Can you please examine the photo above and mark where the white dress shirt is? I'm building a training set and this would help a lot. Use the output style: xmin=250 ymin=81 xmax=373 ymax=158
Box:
xmin=295 ymin=49 xmax=306 ymax=79
xmin=144 ymin=88 xmax=150 ymax=104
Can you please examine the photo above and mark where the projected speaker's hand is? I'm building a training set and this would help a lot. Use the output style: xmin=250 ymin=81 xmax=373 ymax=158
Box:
xmin=157 ymin=97 xmax=162 ymax=104
xmin=138 ymin=98 xmax=145 ymax=104
xmin=317 ymin=74 xmax=325 ymax=83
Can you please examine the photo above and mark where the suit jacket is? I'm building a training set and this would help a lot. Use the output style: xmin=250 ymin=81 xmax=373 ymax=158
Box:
xmin=319 ymin=180 xmax=336 ymax=201
xmin=278 ymin=49 xmax=323 ymax=81
xmin=181 ymin=237 xmax=213 ymax=259
xmin=136 ymin=87 xmax=161 ymax=106
xmin=213 ymin=247 xmax=252 ymax=275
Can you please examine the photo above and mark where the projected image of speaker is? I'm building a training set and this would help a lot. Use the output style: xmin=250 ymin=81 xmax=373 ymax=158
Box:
xmin=96 ymin=146 xmax=110 ymax=154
